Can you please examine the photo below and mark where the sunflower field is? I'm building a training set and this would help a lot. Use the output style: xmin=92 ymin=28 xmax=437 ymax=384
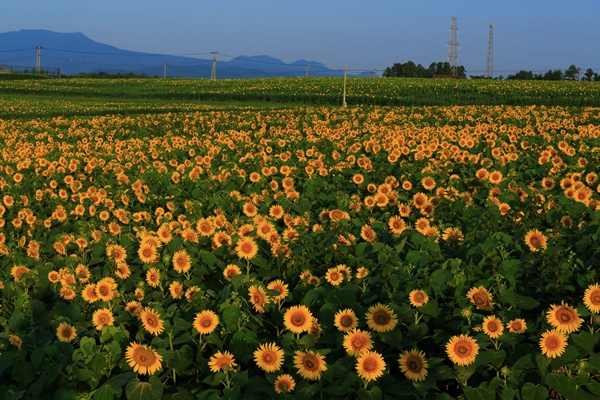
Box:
xmin=0 ymin=78 xmax=600 ymax=400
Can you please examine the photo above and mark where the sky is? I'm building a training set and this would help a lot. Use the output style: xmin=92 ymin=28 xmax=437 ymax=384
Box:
xmin=2 ymin=0 xmax=599 ymax=77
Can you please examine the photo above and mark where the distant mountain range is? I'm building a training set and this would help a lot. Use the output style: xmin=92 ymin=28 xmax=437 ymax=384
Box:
xmin=0 ymin=29 xmax=372 ymax=78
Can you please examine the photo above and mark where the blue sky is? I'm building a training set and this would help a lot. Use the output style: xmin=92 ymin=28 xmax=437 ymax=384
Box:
xmin=2 ymin=0 xmax=599 ymax=77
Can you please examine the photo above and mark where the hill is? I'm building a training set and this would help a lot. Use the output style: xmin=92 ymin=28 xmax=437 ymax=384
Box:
xmin=0 ymin=29 xmax=353 ymax=78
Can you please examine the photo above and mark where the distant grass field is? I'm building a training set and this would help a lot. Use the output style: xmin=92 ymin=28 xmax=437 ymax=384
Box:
xmin=1 ymin=76 xmax=599 ymax=107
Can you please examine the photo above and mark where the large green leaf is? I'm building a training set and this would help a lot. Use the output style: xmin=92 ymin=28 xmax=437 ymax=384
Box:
xmin=125 ymin=376 xmax=163 ymax=400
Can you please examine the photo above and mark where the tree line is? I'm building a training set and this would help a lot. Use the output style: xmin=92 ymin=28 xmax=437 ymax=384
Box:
xmin=382 ymin=62 xmax=467 ymax=79
xmin=505 ymin=65 xmax=600 ymax=81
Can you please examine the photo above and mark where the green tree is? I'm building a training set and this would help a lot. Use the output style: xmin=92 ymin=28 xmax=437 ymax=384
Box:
xmin=583 ymin=68 xmax=595 ymax=82
xmin=543 ymin=69 xmax=563 ymax=80
xmin=507 ymin=70 xmax=535 ymax=80
xmin=563 ymin=64 xmax=580 ymax=81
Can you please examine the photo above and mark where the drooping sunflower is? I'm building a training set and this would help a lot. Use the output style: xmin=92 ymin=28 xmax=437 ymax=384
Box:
xmin=267 ymin=279 xmax=289 ymax=301
xmin=482 ymin=315 xmax=504 ymax=339
xmin=92 ymin=308 xmax=114 ymax=331
xmin=274 ymin=374 xmax=295 ymax=393
xmin=507 ymin=318 xmax=527 ymax=334
xmin=193 ymin=310 xmax=219 ymax=335
xmin=343 ymin=329 xmax=373 ymax=356
xmin=365 ymin=303 xmax=398 ymax=333
xmin=283 ymin=305 xmax=313 ymax=334
xmin=539 ymin=329 xmax=568 ymax=358
xmin=208 ymin=350 xmax=237 ymax=373
xmin=524 ymin=229 xmax=548 ymax=252
xmin=249 ymin=285 xmax=270 ymax=313
xmin=325 ymin=267 xmax=343 ymax=286
xmin=466 ymin=286 xmax=494 ymax=311
xmin=446 ymin=334 xmax=479 ymax=366
xmin=356 ymin=351 xmax=386 ymax=382
xmin=293 ymin=350 xmax=327 ymax=381
xmin=253 ymin=342 xmax=284 ymax=373
xmin=334 ymin=308 xmax=358 ymax=332
xmin=546 ymin=301 xmax=583 ymax=334
xmin=172 ymin=249 xmax=192 ymax=273
xmin=399 ymin=349 xmax=428 ymax=382
xmin=408 ymin=290 xmax=429 ymax=307
xmin=56 ymin=322 xmax=77 ymax=342
xmin=583 ymin=283 xmax=600 ymax=314
xmin=125 ymin=342 xmax=163 ymax=375
xmin=235 ymin=236 xmax=258 ymax=260
xmin=140 ymin=308 xmax=165 ymax=336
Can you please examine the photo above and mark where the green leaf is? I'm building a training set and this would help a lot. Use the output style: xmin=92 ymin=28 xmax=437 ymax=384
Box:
xmin=80 ymin=336 xmax=97 ymax=358
xmin=302 ymin=288 xmax=319 ymax=307
xmin=418 ymin=299 xmax=440 ymax=317
xmin=125 ymin=376 xmax=163 ymax=400
xmin=512 ymin=354 xmax=535 ymax=371
xmin=521 ymin=383 xmax=548 ymax=400
xmin=199 ymin=252 xmax=216 ymax=268
xmin=221 ymin=306 xmax=241 ymax=331
xmin=501 ymin=387 xmax=516 ymax=400
xmin=571 ymin=331 xmax=596 ymax=353
xmin=169 ymin=345 xmax=193 ymax=371
xmin=109 ymin=371 xmax=136 ymax=387
xmin=498 ymin=259 xmax=521 ymax=288
xmin=463 ymin=385 xmax=495 ymax=400
xmin=357 ymin=386 xmax=383 ymax=400
xmin=545 ymin=372 xmax=598 ymax=400
xmin=93 ymin=383 xmax=122 ymax=400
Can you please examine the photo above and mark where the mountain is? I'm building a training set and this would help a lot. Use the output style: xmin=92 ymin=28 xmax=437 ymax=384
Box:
xmin=0 ymin=29 xmax=351 ymax=78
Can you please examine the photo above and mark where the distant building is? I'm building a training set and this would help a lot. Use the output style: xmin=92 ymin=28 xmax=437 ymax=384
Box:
xmin=0 ymin=65 xmax=12 ymax=74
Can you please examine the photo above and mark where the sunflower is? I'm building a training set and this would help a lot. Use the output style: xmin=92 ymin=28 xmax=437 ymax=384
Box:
xmin=137 ymin=243 xmax=157 ymax=264
xmin=256 ymin=221 xmax=275 ymax=240
xmin=539 ymin=329 xmax=568 ymax=358
xmin=466 ymin=286 xmax=494 ymax=311
xmin=56 ymin=322 xmax=77 ymax=342
xmin=274 ymin=374 xmax=295 ymax=393
xmin=249 ymin=285 xmax=270 ymax=313
xmin=388 ymin=216 xmax=407 ymax=235
xmin=193 ymin=310 xmax=219 ymax=335
xmin=140 ymin=308 xmax=165 ymax=336
xmin=235 ymin=236 xmax=259 ymax=260
xmin=157 ymin=224 xmax=172 ymax=243
xmin=125 ymin=301 xmax=142 ymax=317
xmin=360 ymin=225 xmax=377 ymax=243
xmin=399 ymin=349 xmax=428 ymax=382
xmin=196 ymin=218 xmax=214 ymax=237
xmin=223 ymin=264 xmax=242 ymax=281
xmin=488 ymin=171 xmax=503 ymax=184
xmin=110 ymin=245 xmax=127 ymax=263
xmin=293 ymin=350 xmax=327 ymax=380
xmin=583 ymin=283 xmax=600 ymax=314
xmin=421 ymin=177 xmax=436 ymax=191
xmin=92 ymin=308 xmax=114 ymax=330
xmin=283 ymin=305 xmax=313 ymax=334
xmin=169 ymin=281 xmax=184 ymax=299
xmin=325 ymin=267 xmax=343 ymax=286
xmin=114 ymin=262 xmax=131 ymax=279
xmin=546 ymin=301 xmax=583 ymax=333
xmin=482 ymin=315 xmax=504 ymax=339
xmin=403 ymin=288 xmax=428 ymax=308
xmin=145 ymin=267 xmax=161 ymax=288
xmin=343 ymin=329 xmax=373 ymax=356
xmin=524 ymin=229 xmax=548 ymax=252
xmin=365 ymin=303 xmax=398 ymax=333
xmin=81 ymin=284 xmax=99 ymax=303
xmin=95 ymin=278 xmax=117 ymax=302
xmin=208 ymin=350 xmax=237 ymax=373
xmin=242 ymin=202 xmax=258 ymax=217
xmin=60 ymin=287 xmax=76 ymax=301
xmin=334 ymin=308 xmax=358 ymax=332
xmin=125 ymin=342 xmax=163 ymax=375
xmin=356 ymin=351 xmax=386 ymax=382
xmin=446 ymin=334 xmax=479 ymax=366
xmin=412 ymin=193 xmax=428 ymax=209
xmin=267 ymin=279 xmax=289 ymax=301
xmin=253 ymin=343 xmax=284 ymax=373
xmin=507 ymin=318 xmax=527 ymax=334
xmin=172 ymin=249 xmax=192 ymax=273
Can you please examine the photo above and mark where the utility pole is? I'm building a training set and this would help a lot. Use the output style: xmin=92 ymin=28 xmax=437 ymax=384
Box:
xmin=447 ymin=17 xmax=459 ymax=76
xmin=372 ymin=69 xmax=377 ymax=78
xmin=306 ymin=64 xmax=309 ymax=77
xmin=342 ymin=65 xmax=347 ymax=107
xmin=164 ymin=62 xmax=167 ymax=79
xmin=486 ymin=23 xmax=494 ymax=79
xmin=210 ymin=52 xmax=218 ymax=80
xmin=36 ymin=46 xmax=43 ymax=73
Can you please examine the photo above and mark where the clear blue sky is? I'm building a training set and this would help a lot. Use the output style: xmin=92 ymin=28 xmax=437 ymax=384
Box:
xmin=2 ymin=0 xmax=599 ymax=76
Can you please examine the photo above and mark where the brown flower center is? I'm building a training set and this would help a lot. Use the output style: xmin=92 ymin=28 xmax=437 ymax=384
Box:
xmin=373 ymin=310 xmax=390 ymax=325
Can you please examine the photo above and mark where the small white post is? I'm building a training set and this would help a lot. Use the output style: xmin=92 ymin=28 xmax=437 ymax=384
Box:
xmin=342 ymin=64 xmax=347 ymax=107
xmin=164 ymin=62 xmax=167 ymax=79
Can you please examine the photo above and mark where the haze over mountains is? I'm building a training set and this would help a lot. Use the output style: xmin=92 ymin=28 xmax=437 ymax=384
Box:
xmin=0 ymin=29 xmax=372 ymax=78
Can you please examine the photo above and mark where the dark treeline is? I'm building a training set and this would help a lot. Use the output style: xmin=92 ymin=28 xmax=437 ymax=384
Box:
xmin=505 ymin=65 xmax=600 ymax=81
xmin=382 ymin=61 xmax=466 ymax=79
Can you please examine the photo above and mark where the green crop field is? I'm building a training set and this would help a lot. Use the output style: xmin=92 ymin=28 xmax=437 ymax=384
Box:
xmin=0 ymin=77 xmax=599 ymax=400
